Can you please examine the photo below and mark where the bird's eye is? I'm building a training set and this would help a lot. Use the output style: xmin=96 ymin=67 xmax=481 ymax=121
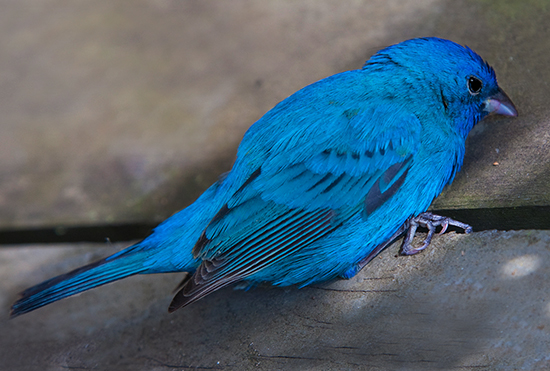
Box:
xmin=468 ymin=76 xmax=483 ymax=95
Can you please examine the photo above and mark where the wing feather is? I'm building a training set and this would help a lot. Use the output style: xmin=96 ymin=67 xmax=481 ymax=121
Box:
xmin=171 ymin=98 xmax=423 ymax=310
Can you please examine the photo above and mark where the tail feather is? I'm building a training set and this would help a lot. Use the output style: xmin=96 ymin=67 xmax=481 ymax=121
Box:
xmin=10 ymin=252 xmax=147 ymax=317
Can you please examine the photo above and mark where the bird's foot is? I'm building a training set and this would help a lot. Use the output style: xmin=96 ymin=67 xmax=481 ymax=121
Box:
xmin=401 ymin=212 xmax=472 ymax=255
xmin=342 ymin=212 xmax=471 ymax=279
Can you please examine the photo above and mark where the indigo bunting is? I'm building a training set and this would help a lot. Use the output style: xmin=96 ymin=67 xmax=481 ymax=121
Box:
xmin=11 ymin=37 xmax=517 ymax=317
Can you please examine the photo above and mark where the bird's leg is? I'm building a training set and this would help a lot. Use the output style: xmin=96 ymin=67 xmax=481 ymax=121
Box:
xmin=345 ymin=223 xmax=408 ymax=278
xmin=401 ymin=212 xmax=472 ymax=255
xmin=343 ymin=212 xmax=471 ymax=279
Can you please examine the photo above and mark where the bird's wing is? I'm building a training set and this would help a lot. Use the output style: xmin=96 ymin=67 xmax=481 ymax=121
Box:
xmin=169 ymin=102 xmax=422 ymax=311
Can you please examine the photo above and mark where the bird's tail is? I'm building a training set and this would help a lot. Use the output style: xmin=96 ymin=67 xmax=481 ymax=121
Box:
xmin=10 ymin=247 xmax=149 ymax=317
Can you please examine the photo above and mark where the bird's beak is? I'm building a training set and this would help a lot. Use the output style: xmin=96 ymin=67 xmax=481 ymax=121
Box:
xmin=483 ymin=88 xmax=518 ymax=117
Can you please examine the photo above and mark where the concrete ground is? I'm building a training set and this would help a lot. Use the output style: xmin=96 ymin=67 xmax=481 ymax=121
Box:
xmin=1 ymin=230 xmax=549 ymax=370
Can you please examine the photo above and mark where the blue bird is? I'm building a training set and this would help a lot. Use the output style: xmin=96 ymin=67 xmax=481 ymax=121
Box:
xmin=11 ymin=37 xmax=517 ymax=317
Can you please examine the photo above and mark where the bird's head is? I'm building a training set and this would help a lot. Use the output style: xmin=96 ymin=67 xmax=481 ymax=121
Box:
xmin=364 ymin=37 xmax=517 ymax=137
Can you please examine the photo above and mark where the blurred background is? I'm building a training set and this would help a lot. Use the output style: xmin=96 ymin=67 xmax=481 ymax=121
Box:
xmin=1 ymin=1 xmax=549 ymax=370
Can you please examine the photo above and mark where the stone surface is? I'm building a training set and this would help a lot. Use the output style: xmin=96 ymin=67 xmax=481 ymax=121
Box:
xmin=1 ymin=0 xmax=548 ymax=229
xmin=1 ymin=230 xmax=550 ymax=370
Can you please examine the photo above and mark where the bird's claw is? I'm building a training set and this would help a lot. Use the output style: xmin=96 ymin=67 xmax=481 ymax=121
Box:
xmin=401 ymin=212 xmax=472 ymax=255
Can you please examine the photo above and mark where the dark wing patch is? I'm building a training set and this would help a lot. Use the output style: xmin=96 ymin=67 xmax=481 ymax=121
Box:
xmin=363 ymin=155 xmax=412 ymax=216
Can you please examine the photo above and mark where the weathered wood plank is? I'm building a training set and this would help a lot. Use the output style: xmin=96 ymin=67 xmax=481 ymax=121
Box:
xmin=2 ymin=230 xmax=550 ymax=369
xmin=0 ymin=0 xmax=548 ymax=230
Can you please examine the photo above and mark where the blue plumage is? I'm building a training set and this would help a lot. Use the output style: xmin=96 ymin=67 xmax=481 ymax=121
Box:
xmin=11 ymin=37 xmax=517 ymax=317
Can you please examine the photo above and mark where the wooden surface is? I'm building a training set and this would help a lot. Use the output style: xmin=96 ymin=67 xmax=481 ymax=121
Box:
xmin=2 ymin=230 xmax=550 ymax=370
xmin=1 ymin=0 xmax=548 ymax=231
